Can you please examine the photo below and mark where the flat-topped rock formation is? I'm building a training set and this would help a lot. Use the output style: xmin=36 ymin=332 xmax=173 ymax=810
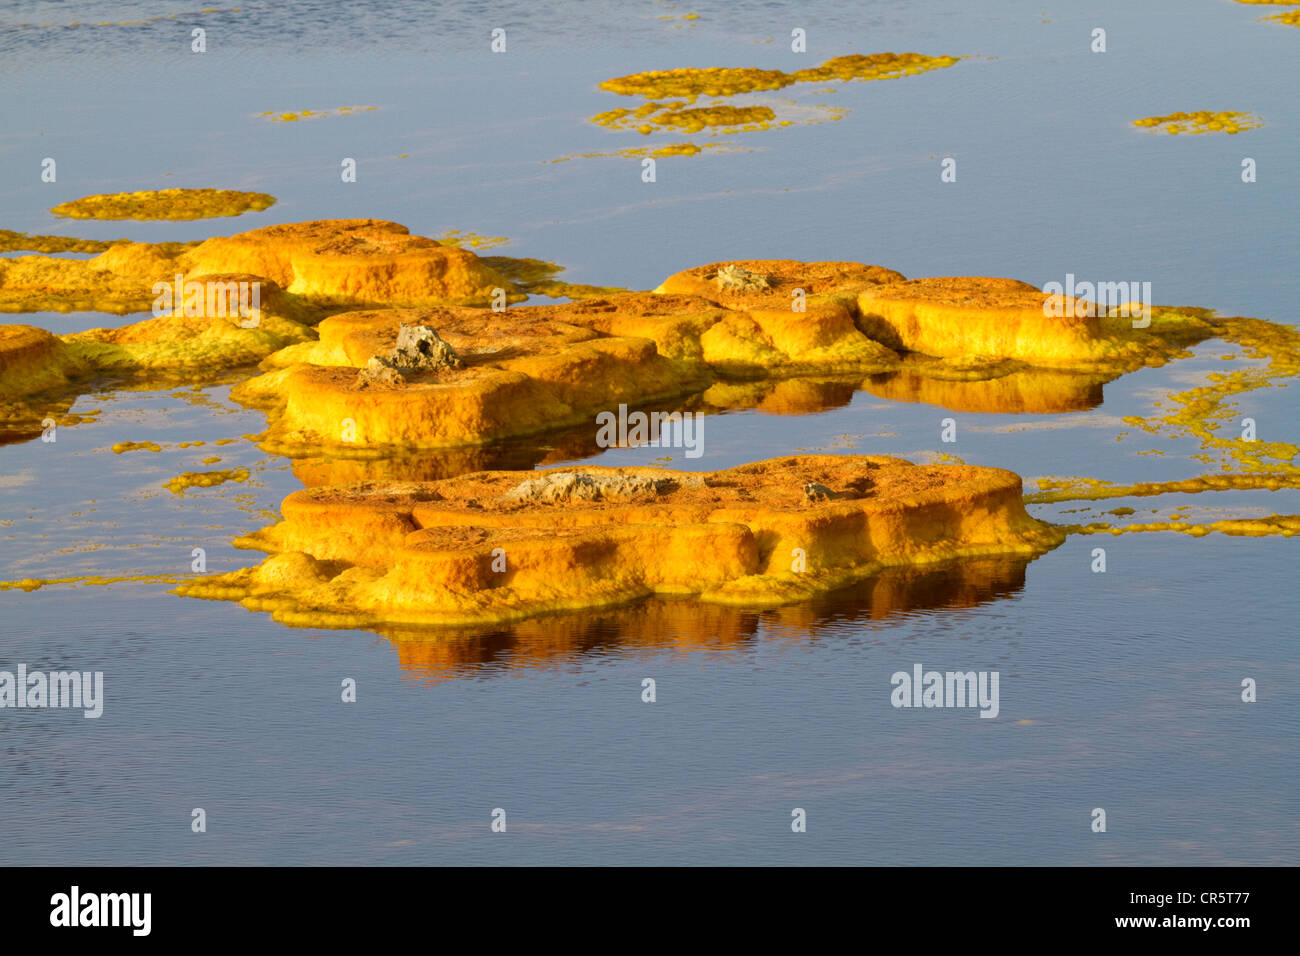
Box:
xmin=0 ymin=219 xmax=1231 ymax=451
xmin=175 ymin=454 xmax=1065 ymax=629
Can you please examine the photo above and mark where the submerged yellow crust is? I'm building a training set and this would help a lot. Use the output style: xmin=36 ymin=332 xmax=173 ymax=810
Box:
xmin=1262 ymin=10 xmax=1300 ymax=25
xmin=600 ymin=54 xmax=960 ymax=98
xmin=51 ymin=189 xmax=276 ymax=221
xmin=1133 ymin=111 xmax=1262 ymax=134
xmin=175 ymin=455 xmax=1065 ymax=628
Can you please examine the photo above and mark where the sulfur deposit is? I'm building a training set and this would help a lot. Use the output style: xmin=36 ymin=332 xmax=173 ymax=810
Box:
xmin=50 ymin=188 xmax=276 ymax=221
xmin=599 ymin=54 xmax=961 ymax=99
xmin=175 ymin=455 xmax=1065 ymax=628
xmin=0 ymin=217 xmax=1269 ymax=460
xmin=1133 ymin=111 xmax=1262 ymax=134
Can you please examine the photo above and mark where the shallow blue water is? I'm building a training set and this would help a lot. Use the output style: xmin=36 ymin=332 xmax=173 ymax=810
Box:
xmin=1 ymin=0 xmax=1297 ymax=864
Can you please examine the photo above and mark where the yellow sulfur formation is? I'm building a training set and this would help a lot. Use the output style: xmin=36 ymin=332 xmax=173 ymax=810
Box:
xmin=0 ymin=220 xmax=523 ymax=317
xmin=177 ymin=219 xmax=515 ymax=306
xmin=175 ymin=455 xmax=1064 ymax=629
xmin=224 ymin=255 xmax=1267 ymax=453
xmin=600 ymin=54 xmax=959 ymax=98
xmin=51 ymin=189 xmax=276 ymax=221
xmin=111 ymin=441 xmax=161 ymax=454
xmin=259 ymin=106 xmax=379 ymax=122
xmin=163 ymin=468 xmax=250 ymax=495
xmin=0 ymin=325 xmax=94 ymax=400
xmin=1026 ymin=472 xmax=1300 ymax=505
xmin=1062 ymin=516 xmax=1299 ymax=538
xmin=0 ymin=230 xmax=127 ymax=255
xmin=1133 ymin=111 xmax=1263 ymax=134
xmin=592 ymin=102 xmax=777 ymax=134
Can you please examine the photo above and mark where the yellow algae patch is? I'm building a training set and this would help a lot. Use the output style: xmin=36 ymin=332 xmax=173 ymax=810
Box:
xmin=259 ymin=106 xmax=379 ymax=122
xmin=176 ymin=455 xmax=1063 ymax=628
xmin=433 ymin=230 xmax=510 ymax=251
xmin=1062 ymin=515 xmax=1299 ymax=538
xmin=549 ymin=142 xmax=742 ymax=162
xmin=111 ymin=441 xmax=161 ymax=454
xmin=1118 ymin=317 xmax=1300 ymax=475
xmin=790 ymin=53 xmax=962 ymax=84
xmin=1133 ymin=111 xmax=1262 ymax=135
xmin=476 ymin=255 xmax=624 ymax=300
xmin=593 ymin=102 xmax=777 ymax=134
xmin=163 ymin=468 xmax=250 ymax=495
xmin=600 ymin=54 xmax=958 ymax=98
xmin=0 ymin=573 xmax=187 ymax=592
xmin=1025 ymin=473 xmax=1300 ymax=505
xmin=601 ymin=67 xmax=792 ymax=98
xmin=51 ymin=189 xmax=276 ymax=221
xmin=1262 ymin=10 xmax=1300 ymax=25
xmin=0 ymin=230 xmax=127 ymax=255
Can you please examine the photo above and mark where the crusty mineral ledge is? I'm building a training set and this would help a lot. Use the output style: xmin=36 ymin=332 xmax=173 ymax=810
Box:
xmin=0 ymin=218 xmax=517 ymax=316
xmin=175 ymin=455 xmax=1065 ymax=629
xmin=236 ymin=257 xmax=1220 ymax=451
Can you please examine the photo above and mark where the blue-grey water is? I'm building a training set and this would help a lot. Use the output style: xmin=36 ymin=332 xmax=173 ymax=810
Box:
xmin=0 ymin=0 xmax=1297 ymax=865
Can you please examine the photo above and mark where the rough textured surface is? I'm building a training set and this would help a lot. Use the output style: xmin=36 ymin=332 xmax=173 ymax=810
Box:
xmin=358 ymin=323 xmax=462 ymax=385
xmin=0 ymin=219 xmax=515 ymax=317
xmin=232 ymin=260 xmax=1224 ymax=452
xmin=50 ymin=188 xmax=276 ymax=221
xmin=0 ymin=325 xmax=93 ymax=400
xmin=175 ymin=454 xmax=1065 ymax=628
xmin=178 ymin=219 xmax=513 ymax=305
xmin=0 ymin=228 xmax=1234 ymax=446
xmin=503 ymin=471 xmax=674 ymax=503
xmin=656 ymin=258 xmax=904 ymax=308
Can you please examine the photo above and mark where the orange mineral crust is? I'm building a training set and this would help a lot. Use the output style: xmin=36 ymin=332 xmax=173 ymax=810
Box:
xmin=235 ymin=305 xmax=712 ymax=452
xmin=177 ymin=219 xmax=515 ymax=305
xmin=655 ymin=258 xmax=905 ymax=309
xmin=0 ymin=219 xmax=517 ymax=317
xmin=856 ymin=276 xmax=1102 ymax=364
xmin=233 ymin=258 xmax=1226 ymax=450
xmin=175 ymin=455 xmax=1065 ymax=628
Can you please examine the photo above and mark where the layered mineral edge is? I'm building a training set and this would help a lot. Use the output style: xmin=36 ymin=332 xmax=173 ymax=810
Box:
xmin=3 ymin=216 xmax=1291 ymax=628
xmin=1 ymin=219 xmax=1228 ymax=448
xmin=174 ymin=455 xmax=1065 ymax=628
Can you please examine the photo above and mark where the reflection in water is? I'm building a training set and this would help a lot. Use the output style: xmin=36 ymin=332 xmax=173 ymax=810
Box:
xmin=864 ymin=359 xmax=1112 ymax=415
xmin=382 ymin=555 xmax=1030 ymax=682
xmin=284 ymin=362 xmax=1112 ymax=485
